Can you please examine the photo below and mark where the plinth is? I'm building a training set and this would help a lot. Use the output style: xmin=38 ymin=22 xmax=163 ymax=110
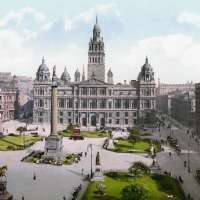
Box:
xmin=107 ymin=139 xmax=114 ymax=149
xmin=149 ymin=158 xmax=161 ymax=174
xmin=0 ymin=181 xmax=13 ymax=200
xmin=91 ymin=165 xmax=105 ymax=182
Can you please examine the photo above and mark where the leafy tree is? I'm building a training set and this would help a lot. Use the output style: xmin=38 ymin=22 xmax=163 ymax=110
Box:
xmin=121 ymin=183 xmax=149 ymax=200
xmin=129 ymin=129 xmax=140 ymax=135
xmin=16 ymin=126 xmax=27 ymax=136
xmin=66 ymin=123 xmax=74 ymax=132
xmin=127 ymin=134 xmax=140 ymax=148
xmin=128 ymin=161 xmax=149 ymax=181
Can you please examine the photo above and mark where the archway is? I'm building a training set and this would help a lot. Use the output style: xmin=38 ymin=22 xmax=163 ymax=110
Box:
xmin=100 ymin=118 xmax=105 ymax=127
xmin=91 ymin=115 xmax=96 ymax=126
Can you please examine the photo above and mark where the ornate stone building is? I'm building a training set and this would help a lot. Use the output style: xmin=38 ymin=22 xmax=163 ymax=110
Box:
xmin=33 ymin=18 xmax=156 ymax=128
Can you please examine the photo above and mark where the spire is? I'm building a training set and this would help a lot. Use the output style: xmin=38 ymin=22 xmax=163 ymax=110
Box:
xmin=64 ymin=66 xmax=66 ymax=71
xmin=146 ymin=56 xmax=148 ymax=63
xmin=96 ymin=14 xmax=98 ymax=24
xmin=42 ymin=56 xmax=45 ymax=64
xmin=82 ymin=64 xmax=85 ymax=82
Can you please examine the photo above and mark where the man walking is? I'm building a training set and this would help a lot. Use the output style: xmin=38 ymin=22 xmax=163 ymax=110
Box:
xmin=82 ymin=168 xmax=84 ymax=175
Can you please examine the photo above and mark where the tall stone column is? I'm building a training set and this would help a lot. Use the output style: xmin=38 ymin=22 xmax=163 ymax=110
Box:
xmin=51 ymin=85 xmax=58 ymax=136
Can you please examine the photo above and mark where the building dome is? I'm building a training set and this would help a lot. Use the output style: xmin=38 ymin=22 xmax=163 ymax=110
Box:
xmin=38 ymin=57 xmax=49 ymax=73
xmin=61 ymin=67 xmax=70 ymax=81
xmin=75 ymin=68 xmax=80 ymax=76
xmin=141 ymin=57 xmax=152 ymax=72
xmin=93 ymin=23 xmax=100 ymax=31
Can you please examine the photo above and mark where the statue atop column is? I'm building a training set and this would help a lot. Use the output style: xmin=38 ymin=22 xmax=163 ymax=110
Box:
xmin=96 ymin=152 xmax=100 ymax=165
xmin=53 ymin=65 xmax=56 ymax=76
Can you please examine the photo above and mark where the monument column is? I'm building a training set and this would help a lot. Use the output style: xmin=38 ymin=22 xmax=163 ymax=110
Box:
xmin=51 ymin=84 xmax=58 ymax=136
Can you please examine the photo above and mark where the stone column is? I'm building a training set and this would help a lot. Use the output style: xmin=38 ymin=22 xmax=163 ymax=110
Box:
xmin=51 ymin=84 xmax=58 ymax=136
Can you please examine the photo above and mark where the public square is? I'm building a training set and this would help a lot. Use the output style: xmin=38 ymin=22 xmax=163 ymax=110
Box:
xmin=0 ymin=119 xmax=200 ymax=200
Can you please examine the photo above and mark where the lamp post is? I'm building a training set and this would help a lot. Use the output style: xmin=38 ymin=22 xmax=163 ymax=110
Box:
xmin=188 ymin=136 xmax=191 ymax=173
xmin=87 ymin=143 xmax=93 ymax=178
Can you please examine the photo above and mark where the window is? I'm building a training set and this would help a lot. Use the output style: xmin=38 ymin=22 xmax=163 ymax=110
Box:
xmin=83 ymin=100 xmax=87 ymax=108
xmin=91 ymin=100 xmax=96 ymax=109
xmin=134 ymin=119 xmax=137 ymax=124
xmin=133 ymin=112 xmax=137 ymax=117
xmin=109 ymin=119 xmax=112 ymax=124
xmin=59 ymin=99 xmax=64 ymax=108
xmin=83 ymin=88 xmax=87 ymax=95
xmin=116 ymin=112 xmax=120 ymax=117
xmin=68 ymin=112 xmax=71 ymax=116
xmin=39 ymin=88 xmax=44 ymax=95
xmin=124 ymin=100 xmax=129 ymax=108
xmin=39 ymin=99 xmax=43 ymax=107
xmin=38 ymin=112 xmax=43 ymax=116
xmin=0 ymin=96 xmax=1 ymax=100
xmin=68 ymin=119 xmax=71 ymax=124
xmin=60 ymin=118 xmax=63 ymax=123
xmin=91 ymin=88 xmax=96 ymax=95
xmin=0 ymin=104 xmax=1 ymax=109
xmin=109 ymin=90 xmax=111 ymax=96
xmin=68 ymin=99 xmax=72 ymax=108
xmin=133 ymin=100 xmax=137 ymax=108
xmin=125 ymin=112 xmax=129 ymax=117
xmin=108 ymin=102 xmax=112 ymax=109
xmin=100 ymin=100 xmax=105 ymax=108
xmin=109 ymin=113 xmax=112 ymax=117
xmin=38 ymin=118 xmax=43 ymax=123
xmin=60 ymin=112 xmax=63 ymax=116
xmin=125 ymin=119 xmax=128 ymax=124
xmin=116 ymin=119 xmax=119 ymax=124
xmin=115 ymin=99 xmax=121 ymax=108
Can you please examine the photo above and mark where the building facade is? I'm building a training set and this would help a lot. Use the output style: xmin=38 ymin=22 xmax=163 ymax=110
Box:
xmin=195 ymin=83 xmax=200 ymax=137
xmin=33 ymin=19 xmax=156 ymax=128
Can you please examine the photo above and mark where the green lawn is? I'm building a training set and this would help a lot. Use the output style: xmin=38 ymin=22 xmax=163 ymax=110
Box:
xmin=82 ymin=173 xmax=186 ymax=200
xmin=58 ymin=130 xmax=108 ymax=138
xmin=110 ymin=139 xmax=161 ymax=153
xmin=0 ymin=135 xmax=43 ymax=151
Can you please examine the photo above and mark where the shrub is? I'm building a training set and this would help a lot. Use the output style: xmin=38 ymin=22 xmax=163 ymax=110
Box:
xmin=97 ymin=133 xmax=104 ymax=137
xmin=7 ymin=145 xmax=15 ymax=150
xmin=151 ymin=174 xmax=164 ymax=180
xmin=117 ymin=137 xmax=124 ymax=140
xmin=106 ymin=172 xmax=118 ymax=178
xmin=161 ymin=182 xmax=174 ymax=190
xmin=116 ymin=148 xmax=122 ymax=152
xmin=8 ymin=133 xmax=15 ymax=136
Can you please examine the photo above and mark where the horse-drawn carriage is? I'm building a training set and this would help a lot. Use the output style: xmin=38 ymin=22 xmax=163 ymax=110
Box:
xmin=195 ymin=168 xmax=200 ymax=184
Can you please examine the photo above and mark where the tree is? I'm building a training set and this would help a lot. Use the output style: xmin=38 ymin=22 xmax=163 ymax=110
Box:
xmin=128 ymin=129 xmax=141 ymax=147
xmin=16 ymin=126 xmax=27 ymax=136
xmin=128 ymin=161 xmax=149 ymax=181
xmin=121 ymin=183 xmax=149 ymax=200
xmin=66 ymin=123 xmax=74 ymax=132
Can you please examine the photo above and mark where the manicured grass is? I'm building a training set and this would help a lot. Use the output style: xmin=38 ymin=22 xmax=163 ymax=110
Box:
xmin=27 ymin=152 xmax=44 ymax=163
xmin=140 ymin=133 xmax=152 ymax=136
xmin=81 ymin=173 xmax=186 ymax=200
xmin=63 ymin=154 xmax=77 ymax=165
xmin=110 ymin=139 xmax=161 ymax=153
xmin=58 ymin=130 xmax=108 ymax=138
xmin=0 ymin=135 xmax=43 ymax=151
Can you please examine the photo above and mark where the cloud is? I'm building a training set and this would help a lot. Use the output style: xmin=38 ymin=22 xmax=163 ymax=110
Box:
xmin=177 ymin=11 xmax=200 ymax=27
xmin=22 ymin=29 xmax=37 ymax=40
xmin=111 ymin=34 xmax=199 ymax=84
xmin=0 ymin=6 xmax=46 ymax=27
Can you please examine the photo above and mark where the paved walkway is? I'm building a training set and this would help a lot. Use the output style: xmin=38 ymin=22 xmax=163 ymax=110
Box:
xmin=1 ymin=120 xmax=200 ymax=200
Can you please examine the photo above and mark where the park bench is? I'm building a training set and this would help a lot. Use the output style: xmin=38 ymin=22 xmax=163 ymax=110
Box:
xmin=129 ymin=150 xmax=141 ymax=153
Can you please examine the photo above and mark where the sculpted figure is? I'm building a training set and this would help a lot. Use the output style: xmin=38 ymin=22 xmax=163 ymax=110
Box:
xmin=96 ymin=152 xmax=100 ymax=165
xmin=53 ymin=65 xmax=56 ymax=76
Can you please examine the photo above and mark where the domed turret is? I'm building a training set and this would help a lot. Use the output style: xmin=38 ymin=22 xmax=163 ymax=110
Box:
xmin=61 ymin=66 xmax=71 ymax=82
xmin=138 ymin=57 xmax=154 ymax=82
xmin=93 ymin=15 xmax=101 ymax=40
xmin=38 ymin=57 xmax=49 ymax=73
xmin=74 ymin=68 xmax=81 ymax=82
xmin=35 ymin=57 xmax=51 ymax=82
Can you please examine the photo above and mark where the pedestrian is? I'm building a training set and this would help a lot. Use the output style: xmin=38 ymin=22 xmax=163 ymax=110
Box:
xmin=166 ymin=140 xmax=167 ymax=145
xmin=63 ymin=195 xmax=66 ymax=200
xmin=22 ymin=195 xmax=24 ymax=200
xmin=188 ymin=193 xmax=191 ymax=200
xmin=82 ymin=168 xmax=84 ymax=175
xmin=2 ymin=128 xmax=4 ymax=132
xmin=190 ymin=135 xmax=191 ymax=139
xmin=85 ymin=152 xmax=87 ymax=157
xmin=33 ymin=173 xmax=36 ymax=180
xmin=184 ymin=160 xmax=187 ymax=167
xmin=169 ymin=152 xmax=171 ymax=157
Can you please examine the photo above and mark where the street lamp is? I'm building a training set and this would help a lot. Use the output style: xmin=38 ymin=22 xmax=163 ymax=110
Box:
xmin=87 ymin=143 xmax=93 ymax=178
xmin=188 ymin=136 xmax=191 ymax=173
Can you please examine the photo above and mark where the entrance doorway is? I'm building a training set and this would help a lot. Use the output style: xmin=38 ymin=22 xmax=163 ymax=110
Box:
xmin=82 ymin=118 xmax=86 ymax=126
xmin=100 ymin=118 xmax=105 ymax=127
xmin=91 ymin=115 xmax=96 ymax=126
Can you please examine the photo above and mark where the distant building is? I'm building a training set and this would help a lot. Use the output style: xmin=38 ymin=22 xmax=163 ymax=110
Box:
xmin=171 ymin=91 xmax=195 ymax=129
xmin=33 ymin=18 xmax=156 ymax=128
xmin=195 ymin=83 xmax=200 ymax=137
xmin=157 ymin=78 xmax=195 ymax=95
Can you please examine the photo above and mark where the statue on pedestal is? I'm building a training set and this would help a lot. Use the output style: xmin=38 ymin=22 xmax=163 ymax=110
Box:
xmin=0 ymin=165 xmax=7 ymax=180
xmin=53 ymin=65 xmax=56 ymax=76
xmin=96 ymin=152 xmax=100 ymax=165
xmin=153 ymin=147 xmax=156 ymax=157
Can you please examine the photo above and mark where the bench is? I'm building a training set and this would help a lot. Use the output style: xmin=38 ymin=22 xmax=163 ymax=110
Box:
xmin=129 ymin=150 xmax=141 ymax=153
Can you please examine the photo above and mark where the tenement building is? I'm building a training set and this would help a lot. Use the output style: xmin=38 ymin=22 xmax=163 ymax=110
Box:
xmin=33 ymin=18 xmax=156 ymax=129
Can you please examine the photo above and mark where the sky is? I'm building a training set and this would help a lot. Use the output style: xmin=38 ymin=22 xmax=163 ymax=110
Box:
xmin=0 ymin=0 xmax=200 ymax=84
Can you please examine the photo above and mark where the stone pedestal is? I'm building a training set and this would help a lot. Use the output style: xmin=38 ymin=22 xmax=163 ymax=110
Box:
xmin=91 ymin=165 xmax=105 ymax=182
xmin=0 ymin=181 xmax=13 ymax=200
xmin=107 ymin=139 xmax=114 ymax=149
xmin=149 ymin=158 xmax=161 ymax=174
xmin=42 ymin=135 xmax=63 ymax=160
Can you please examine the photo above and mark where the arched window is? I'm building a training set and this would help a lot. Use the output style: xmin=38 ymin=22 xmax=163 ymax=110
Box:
xmin=95 ymin=57 xmax=97 ymax=62
xmin=92 ymin=57 xmax=94 ymax=62
xmin=68 ymin=99 xmax=72 ymax=108
xmin=100 ymin=100 xmax=105 ymax=108
xmin=39 ymin=88 xmax=44 ymax=95
xmin=125 ymin=100 xmax=129 ymax=109
xmin=59 ymin=99 xmax=64 ymax=108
